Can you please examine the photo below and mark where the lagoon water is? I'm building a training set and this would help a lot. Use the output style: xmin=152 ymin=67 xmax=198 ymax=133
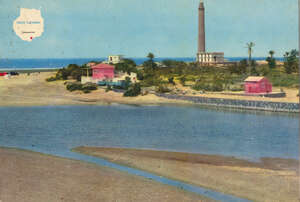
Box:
xmin=0 ymin=105 xmax=297 ymax=202
xmin=0 ymin=105 xmax=298 ymax=160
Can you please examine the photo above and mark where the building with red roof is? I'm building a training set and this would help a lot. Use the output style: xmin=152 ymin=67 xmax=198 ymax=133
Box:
xmin=244 ymin=76 xmax=272 ymax=94
xmin=92 ymin=63 xmax=115 ymax=81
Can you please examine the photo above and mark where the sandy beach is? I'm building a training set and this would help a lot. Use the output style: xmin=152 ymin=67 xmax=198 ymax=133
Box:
xmin=0 ymin=72 xmax=298 ymax=107
xmin=74 ymin=147 xmax=299 ymax=202
xmin=0 ymin=147 xmax=213 ymax=202
xmin=0 ymin=72 xmax=190 ymax=106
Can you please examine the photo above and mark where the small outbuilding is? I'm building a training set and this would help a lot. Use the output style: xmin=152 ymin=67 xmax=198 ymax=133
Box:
xmin=244 ymin=76 xmax=272 ymax=94
xmin=92 ymin=63 xmax=115 ymax=81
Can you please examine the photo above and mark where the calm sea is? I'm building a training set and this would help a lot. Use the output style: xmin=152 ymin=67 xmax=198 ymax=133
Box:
xmin=0 ymin=57 xmax=284 ymax=70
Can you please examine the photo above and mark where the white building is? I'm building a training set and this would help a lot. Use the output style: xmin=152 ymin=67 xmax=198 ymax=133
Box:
xmin=107 ymin=55 xmax=124 ymax=64
xmin=113 ymin=72 xmax=137 ymax=83
xmin=196 ymin=52 xmax=224 ymax=64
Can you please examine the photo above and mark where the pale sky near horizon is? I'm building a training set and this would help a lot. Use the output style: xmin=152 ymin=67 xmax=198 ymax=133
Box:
xmin=0 ymin=0 xmax=298 ymax=58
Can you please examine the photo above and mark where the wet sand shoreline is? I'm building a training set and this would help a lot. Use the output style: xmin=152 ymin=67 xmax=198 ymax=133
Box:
xmin=0 ymin=147 xmax=213 ymax=202
xmin=74 ymin=146 xmax=299 ymax=202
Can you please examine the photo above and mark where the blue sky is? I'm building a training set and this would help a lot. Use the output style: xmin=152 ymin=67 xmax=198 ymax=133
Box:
xmin=0 ymin=0 xmax=298 ymax=58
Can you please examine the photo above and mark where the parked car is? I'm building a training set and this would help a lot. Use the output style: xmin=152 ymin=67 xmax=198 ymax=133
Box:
xmin=9 ymin=71 xmax=19 ymax=76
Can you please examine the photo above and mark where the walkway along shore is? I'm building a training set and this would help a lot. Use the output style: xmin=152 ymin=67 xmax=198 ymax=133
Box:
xmin=156 ymin=93 xmax=300 ymax=113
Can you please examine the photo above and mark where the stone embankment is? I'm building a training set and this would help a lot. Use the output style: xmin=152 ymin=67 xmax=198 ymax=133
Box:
xmin=156 ymin=93 xmax=299 ymax=113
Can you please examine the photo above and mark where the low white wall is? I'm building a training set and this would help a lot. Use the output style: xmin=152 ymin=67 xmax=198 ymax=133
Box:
xmin=81 ymin=76 xmax=98 ymax=84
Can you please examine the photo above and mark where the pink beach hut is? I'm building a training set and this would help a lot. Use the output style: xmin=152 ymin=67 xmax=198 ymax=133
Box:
xmin=244 ymin=76 xmax=272 ymax=94
xmin=92 ymin=64 xmax=115 ymax=80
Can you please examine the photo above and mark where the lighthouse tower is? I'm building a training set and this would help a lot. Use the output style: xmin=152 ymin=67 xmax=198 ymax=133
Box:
xmin=198 ymin=1 xmax=205 ymax=53
xmin=196 ymin=0 xmax=224 ymax=65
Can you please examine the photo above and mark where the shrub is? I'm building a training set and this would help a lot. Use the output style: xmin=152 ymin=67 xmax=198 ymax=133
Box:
xmin=56 ymin=68 xmax=69 ymax=80
xmin=228 ymin=62 xmax=247 ymax=74
xmin=115 ymin=59 xmax=137 ymax=74
xmin=257 ymin=66 xmax=270 ymax=76
xmin=55 ymin=64 xmax=88 ymax=81
xmin=179 ymin=76 xmax=186 ymax=86
xmin=124 ymin=83 xmax=141 ymax=97
xmin=156 ymin=85 xmax=171 ymax=93
xmin=82 ymin=82 xmax=97 ymax=91
xmin=211 ymin=82 xmax=223 ymax=92
xmin=123 ymin=77 xmax=131 ymax=90
xmin=284 ymin=50 xmax=299 ymax=74
xmin=266 ymin=57 xmax=276 ymax=69
xmin=70 ymin=68 xmax=82 ymax=81
xmin=192 ymin=82 xmax=210 ymax=91
xmin=83 ymin=89 xmax=91 ymax=94
xmin=192 ymin=81 xmax=223 ymax=92
xmin=229 ymin=85 xmax=244 ymax=91
xmin=66 ymin=82 xmax=82 ymax=91
xmin=137 ymin=71 xmax=144 ymax=80
xmin=106 ymin=85 xmax=112 ymax=92
xmin=250 ymin=67 xmax=259 ymax=76
xmin=46 ymin=77 xmax=57 ymax=82
xmin=168 ymin=77 xmax=175 ymax=85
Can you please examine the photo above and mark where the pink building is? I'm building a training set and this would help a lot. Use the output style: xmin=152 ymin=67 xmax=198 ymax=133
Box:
xmin=92 ymin=64 xmax=115 ymax=80
xmin=244 ymin=76 xmax=272 ymax=94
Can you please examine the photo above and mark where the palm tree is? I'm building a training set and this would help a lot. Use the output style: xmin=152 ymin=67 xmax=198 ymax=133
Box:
xmin=147 ymin=53 xmax=154 ymax=61
xmin=283 ymin=52 xmax=289 ymax=60
xmin=147 ymin=52 xmax=155 ymax=70
xmin=246 ymin=42 xmax=255 ymax=66
xmin=290 ymin=49 xmax=299 ymax=57
xmin=269 ymin=50 xmax=275 ymax=58
xmin=266 ymin=50 xmax=276 ymax=69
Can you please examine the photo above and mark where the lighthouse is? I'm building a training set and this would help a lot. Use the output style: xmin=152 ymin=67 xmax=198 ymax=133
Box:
xmin=198 ymin=1 xmax=205 ymax=53
xmin=196 ymin=0 xmax=224 ymax=65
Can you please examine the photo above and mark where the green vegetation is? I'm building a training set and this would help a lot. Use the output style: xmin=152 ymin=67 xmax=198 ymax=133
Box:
xmin=66 ymin=82 xmax=98 ymax=93
xmin=156 ymin=84 xmax=171 ymax=93
xmin=168 ymin=77 xmax=175 ymax=85
xmin=246 ymin=42 xmax=255 ymax=66
xmin=192 ymin=76 xmax=224 ymax=92
xmin=283 ymin=49 xmax=299 ymax=74
xmin=106 ymin=85 xmax=112 ymax=92
xmin=124 ymin=83 xmax=141 ymax=97
xmin=143 ymin=52 xmax=157 ymax=70
xmin=115 ymin=59 xmax=137 ymax=74
xmin=52 ymin=49 xmax=299 ymax=96
xmin=46 ymin=64 xmax=92 ymax=82
xmin=266 ymin=50 xmax=276 ymax=69
xmin=46 ymin=76 xmax=57 ymax=82
xmin=136 ymin=51 xmax=299 ymax=93
xmin=267 ymin=68 xmax=299 ymax=87
xmin=66 ymin=82 xmax=83 ymax=91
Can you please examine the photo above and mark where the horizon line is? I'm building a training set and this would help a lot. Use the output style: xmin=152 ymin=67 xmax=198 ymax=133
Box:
xmin=0 ymin=56 xmax=284 ymax=60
